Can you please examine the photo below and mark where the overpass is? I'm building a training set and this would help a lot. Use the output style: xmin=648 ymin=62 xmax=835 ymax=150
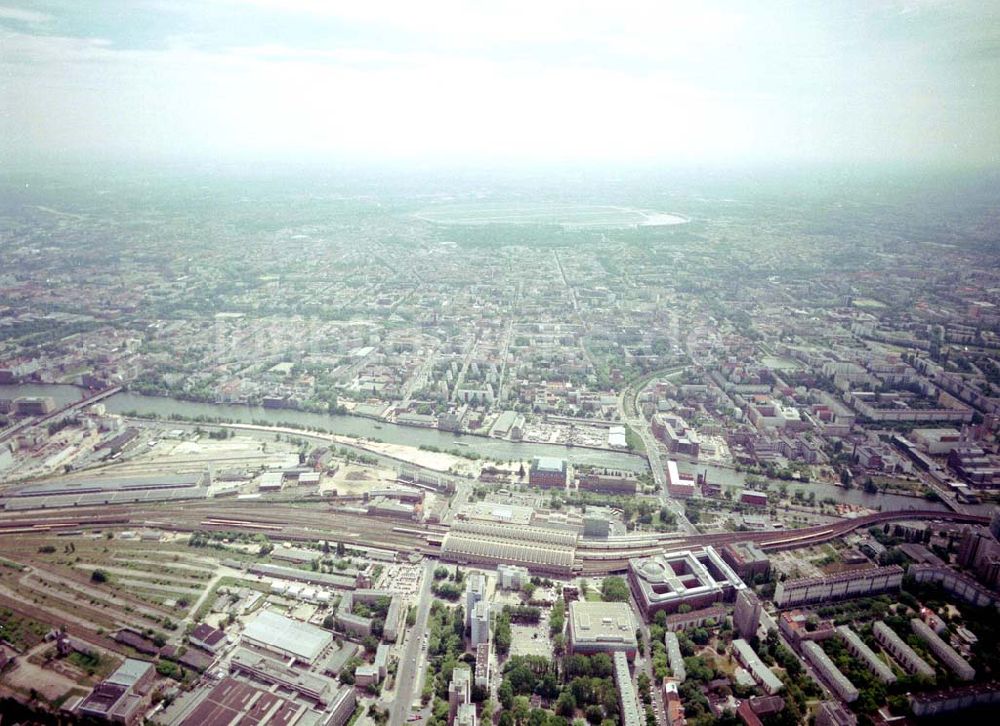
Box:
xmin=0 ymin=385 xmax=122 ymax=444
xmin=577 ymin=509 xmax=989 ymax=574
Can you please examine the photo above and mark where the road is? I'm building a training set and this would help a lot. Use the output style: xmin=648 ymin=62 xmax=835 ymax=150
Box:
xmin=390 ymin=559 xmax=436 ymax=726
xmin=616 ymin=364 xmax=697 ymax=535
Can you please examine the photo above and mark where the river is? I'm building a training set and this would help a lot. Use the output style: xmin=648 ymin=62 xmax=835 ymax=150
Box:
xmin=2 ymin=383 xmax=988 ymax=514
xmin=0 ymin=384 xmax=649 ymax=471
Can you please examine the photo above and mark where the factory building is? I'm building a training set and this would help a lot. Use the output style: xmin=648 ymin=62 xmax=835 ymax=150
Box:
xmin=873 ymin=622 xmax=935 ymax=679
xmin=76 ymin=658 xmax=155 ymax=725
xmin=802 ymin=641 xmax=859 ymax=703
xmin=230 ymin=648 xmax=340 ymax=705
xmin=567 ymin=601 xmax=638 ymax=658
xmin=773 ymin=565 xmax=903 ymax=608
xmin=628 ymin=546 xmax=745 ymax=617
xmin=732 ymin=639 xmax=783 ymax=695
xmin=835 ymin=626 xmax=896 ymax=685
xmin=241 ymin=610 xmax=332 ymax=665
xmin=911 ymin=619 xmax=975 ymax=681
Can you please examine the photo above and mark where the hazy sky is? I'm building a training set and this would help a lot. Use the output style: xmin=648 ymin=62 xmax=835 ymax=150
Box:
xmin=2 ymin=0 xmax=999 ymax=167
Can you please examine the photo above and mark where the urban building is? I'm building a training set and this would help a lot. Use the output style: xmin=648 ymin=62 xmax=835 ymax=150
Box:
xmin=614 ymin=651 xmax=644 ymax=726
xmin=496 ymin=564 xmax=530 ymax=590
xmin=911 ymin=618 xmax=975 ymax=681
xmin=465 ymin=572 xmax=486 ymax=629
xmin=910 ymin=681 xmax=1000 ymax=717
xmin=230 ymin=648 xmax=339 ymax=705
xmin=802 ymin=641 xmax=859 ymax=703
xmin=241 ymin=610 xmax=332 ymax=665
xmin=909 ymin=564 xmax=999 ymax=608
xmin=76 ymin=658 xmax=155 ymax=725
xmin=188 ymin=623 xmax=226 ymax=654
xmin=567 ymin=601 xmax=638 ymax=658
xmin=528 ymin=457 xmax=568 ymax=488
xmin=471 ymin=600 xmax=491 ymax=646
xmin=815 ymin=700 xmax=858 ymax=726
xmin=474 ymin=642 xmax=490 ymax=689
xmin=577 ymin=468 xmax=637 ymax=495
xmin=664 ymin=605 xmax=726 ymax=633
xmin=629 ymin=546 xmax=745 ymax=617
xmin=778 ymin=609 xmax=834 ymax=646
xmin=835 ymin=625 xmax=896 ymax=685
xmin=666 ymin=460 xmax=696 ymax=498
xmin=732 ymin=639 xmax=783 ymax=695
xmin=664 ymin=631 xmax=686 ymax=683
xmin=442 ymin=520 xmax=577 ymax=575
xmin=663 ymin=681 xmax=686 ymax=726
xmin=773 ymin=565 xmax=903 ymax=607
xmin=448 ymin=665 xmax=472 ymax=723
xmin=734 ymin=589 xmax=762 ymax=641
xmin=873 ymin=621 xmax=935 ymax=678
xmin=456 ymin=703 xmax=478 ymax=726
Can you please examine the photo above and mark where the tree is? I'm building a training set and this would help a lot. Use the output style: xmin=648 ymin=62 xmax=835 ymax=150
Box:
xmin=90 ymin=569 xmax=108 ymax=583
xmin=499 ymin=680 xmax=514 ymax=710
xmin=600 ymin=577 xmax=630 ymax=603
xmin=556 ymin=691 xmax=577 ymax=718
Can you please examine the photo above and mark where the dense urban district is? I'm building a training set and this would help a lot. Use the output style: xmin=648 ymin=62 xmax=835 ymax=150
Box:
xmin=0 ymin=168 xmax=999 ymax=726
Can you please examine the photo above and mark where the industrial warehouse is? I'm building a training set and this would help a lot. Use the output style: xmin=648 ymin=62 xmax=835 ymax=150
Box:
xmin=0 ymin=471 xmax=210 ymax=510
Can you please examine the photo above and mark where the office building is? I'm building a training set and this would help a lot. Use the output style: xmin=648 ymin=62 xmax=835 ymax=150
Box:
xmin=629 ymin=546 xmax=745 ymax=617
xmin=465 ymin=572 xmax=486 ymax=629
xmin=471 ymin=600 xmax=491 ymax=646
xmin=496 ymin=563 xmax=530 ymax=590
xmin=721 ymin=541 xmax=771 ymax=581
xmin=528 ymin=457 xmax=568 ymax=488
xmin=734 ymin=589 xmax=762 ymax=641
xmin=567 ymin=601 xmax=638 ymax=658
xmin=449 ymin=665 xmax=472 ymax=723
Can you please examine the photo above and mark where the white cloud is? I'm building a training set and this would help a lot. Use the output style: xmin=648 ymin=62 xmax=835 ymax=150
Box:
xmin=0 ymin=5 xmax=52 ymax=23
